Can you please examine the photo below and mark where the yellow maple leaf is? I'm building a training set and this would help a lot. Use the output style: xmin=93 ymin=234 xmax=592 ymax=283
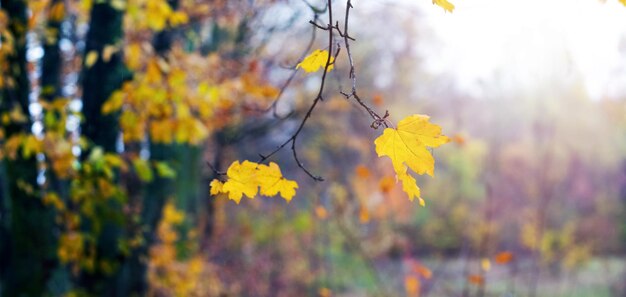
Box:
xmin=210 ymin=160 xmax=298 ymax=203
xmin=375 ymin=115 xmax=448 ymax=176
xmin=220 ymin=161 xmax=259 ymax=203
xmin=374 ymin=114 xmax=449 ymax=203
xmin=621 ymin=0 xmax=626 ymax=6
xmin=297 ymin=49 xmax=334 ymax=73
xmin=257 ymin=162 xmax=298 ymax=202
xmin=433 ymin=0 xmax=455 ymax=13
xmin=396 ymin=164 xmax=424 ymax=205
xmin=209 ymin=179 xmax=223 ymax=195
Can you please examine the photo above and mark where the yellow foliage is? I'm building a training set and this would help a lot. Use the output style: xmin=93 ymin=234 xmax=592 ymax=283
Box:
xmin=396 ymin=164 xmax=424 ymax=205
xmin=8 ymin=105 xmax=28 ymax=123
xmin=58 ymin=232 xmax=84 ymax=264
xmin=297 ymin=49 xmax=334 ymax=73
xmin=432 ymin=0 xmax=455 ymax=12
xmin=84 ymin=50 xmax=98 ymax=68
xmin=48 ymin=1 xmax=65 ymax=22
xmin=22 ymin=135 xmax=43 ymax=158
xmin=43 ymin=192 xmax=65 ymax=211
xmin=374 ymin=115 xmax=449 ymax=203
xmin=132 ymin=157 xmax=153 ymax=182
xmin=211 ymin=160 xmax=298 ymax=203
xmin=104 ymin=53 xmax=232 ymax=145
xmin=110 ymin=0 xmax=126 ymax=11
xmin=102 ymin=45 xmax=117 ymax=62
xmin=256 ymin=162 xmax=298 ymax=202
xmin=149 ymin=202 xmax=205 ymax=297
xmin=169 ymin=11 xmax=188 ymax=26
xmin=125 ymin=42 xmax=143 ymax=70
xmin=102 ymin=90 xmax=124 ymax=114
xmin=163 ymin=203 xmax=185 ymax=225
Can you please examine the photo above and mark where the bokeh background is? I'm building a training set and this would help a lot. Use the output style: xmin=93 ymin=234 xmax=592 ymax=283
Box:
xmin=1 ymin=0 xmax=626 ymax=296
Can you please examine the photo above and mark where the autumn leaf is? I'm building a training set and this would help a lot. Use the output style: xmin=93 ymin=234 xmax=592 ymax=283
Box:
xmin=412 ymin=262 xmax=433 ymax=279
xmin=374 ymin=114 xmax=449 ymax=203
xmin=620 ymin=0 xmax=626 ymax=6
xmin=314 ymin=206 xmax=328 ymax=219
xmin=467 ymin=274 xmax=484 ymax=285
xmin=48 ymin=2 xmax=65 ymax=22
xmin=451 ymin=133 xmax=466 ymax=146
xmin=85 ymin=50 xmax=98 ymax=68
xmin=404 ymin=275 xmax=421 ymax=296
xmin=355 ymin=164 xmax=371 ymax=178
xmin=133 ymin=158 xmax=153 ymax=182
xmin=379 ymin=176 xmax=395 ymax=193
xmin=210 ymin=180 xmax=223 ymax=196
xmin=433 ymin=0 xmax=455 ymax=13
xmin=220 ymin=161 xmax=259 ymax=203
xmin=318 ymin=288 xmax=332 ymax=297
xmin=297 ymin=49 xmax=334 ymax=73
xmin=102 ymin=45 xmax=117 ymax=62
xmin=375 ymin=115 xmax=449 ymax=176
xmin=481 ymin=258 xmax=491 ymax=271
xmin=359 ymin=206 xmax=370 ymax=223
xmin=169 ymin=11 xmax=189 ymax=26
xmin=155 ymin=161 xmax=176 ymax=178
xmin=494 ymin=251 xmax=514 ymax=264
xmin=210 ymin=160 xmax=298 ymax=203
xmin=396 ymin=164 xmax=424 ymax=205
xmin=257 ymin=162 xmax=299 ymax=202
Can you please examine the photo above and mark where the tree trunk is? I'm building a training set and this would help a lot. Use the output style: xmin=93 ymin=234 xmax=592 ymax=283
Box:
xmin=0 ymin=0 xmax=57 ymax=295
xmin=41 ymin=0 xmax=68 ymax=198
xmin=78 ymin=1 xmax=130 ymax=295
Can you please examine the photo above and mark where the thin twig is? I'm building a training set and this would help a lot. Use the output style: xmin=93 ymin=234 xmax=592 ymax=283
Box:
xmin=264 ymin=14 xmax=320 ymax=118
xmin=257 ymin=0 xmax=338 ymax=181
xmin=339 ymin=0 xmax=389 ymax=129
xmin=206 ymin=161 xmax=226 ymax=176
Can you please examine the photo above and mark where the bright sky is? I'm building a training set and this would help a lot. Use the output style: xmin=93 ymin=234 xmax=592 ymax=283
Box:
xmin=410 ymin=0 xmax=626 ymax=99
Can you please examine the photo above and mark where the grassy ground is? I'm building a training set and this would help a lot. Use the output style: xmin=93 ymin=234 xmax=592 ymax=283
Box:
xmin=333 ymin=257 xmax=626 ymax=297
xmin=422 ymin=257 xmax=625 ymax=297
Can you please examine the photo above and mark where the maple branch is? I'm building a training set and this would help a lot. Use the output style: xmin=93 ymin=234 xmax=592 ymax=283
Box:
xmin=339 ymin=0 xmax=389 ymax=129
xmin=259 ymin=0 xmax=388 ymax=181
xmin=206 ymin=161 xmax=226 ymax=176
xmin=258 ymin=0 xmax=338 ymax=182
xmin=264 ymin=14 xmax=319 ymax=118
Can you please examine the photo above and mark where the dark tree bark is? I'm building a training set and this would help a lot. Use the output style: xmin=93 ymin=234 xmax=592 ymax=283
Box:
xmin=0 ymin=0 xmax=57 ymax=295
xmin=78 ymin=1 xmax=130 ymax=295
xmin=41 ymin=0 xmax=68 ymax=198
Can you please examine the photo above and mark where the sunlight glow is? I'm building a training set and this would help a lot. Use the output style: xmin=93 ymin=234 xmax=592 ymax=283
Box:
xmin=415 ymin=0 xmax=626 ymax=99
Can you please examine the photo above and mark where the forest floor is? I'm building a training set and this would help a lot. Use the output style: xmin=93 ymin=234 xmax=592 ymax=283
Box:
xmin=334 ymin=257 xmax=626 ymax=297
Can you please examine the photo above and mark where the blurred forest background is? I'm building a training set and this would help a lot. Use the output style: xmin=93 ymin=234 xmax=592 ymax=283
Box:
xmin=1 ymin=0 xmax=626 ymax=296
